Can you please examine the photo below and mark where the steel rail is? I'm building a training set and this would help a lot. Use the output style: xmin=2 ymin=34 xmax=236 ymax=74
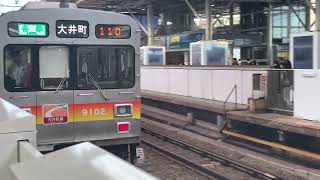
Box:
xmin=142 ymin=140 xmax=226 ymax=180
xmin=142 ymin=127 xmax=282 ymax=180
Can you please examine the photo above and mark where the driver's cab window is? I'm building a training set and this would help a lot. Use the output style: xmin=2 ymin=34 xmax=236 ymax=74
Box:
xmin=39 ymin=46 xmax=70 ymax=90
xmin=4 ymin=46 xmax=32 ymax=92
xmin=77 ymin=46 xmax=135 ymax=89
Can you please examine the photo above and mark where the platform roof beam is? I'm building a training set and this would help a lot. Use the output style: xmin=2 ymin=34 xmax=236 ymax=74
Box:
xmin=304 ymin=0 xmax=316 ymax=14
xmin=124 ymin=5 xmax=149 ymax=35
xmin=212 ymin=14 xmax=225 ymax=27
xmin=205 ymin=0 xmax=212 ymax=40
xmin=147 ymin=4 xmax=154 ymax=45
xmin=211 ymin=13 xmax=232 ymax=34
xmin=267 ymin=3 xmax=273 ymax=65
xmin=230 ymin=3 xmax=234 ymax=28
xmin=212 ymin=0 xmax=234 ymax=27
xmin=210 ymin=0 xmax=234 ymax=35
xmin=286 ymin=0 xmax=308 ymax=30
xmin=304 ymin=0 xmax=317 ymax=29
xmin=184 ymin=0 xmax=201 ymax=19
xmin=316 ymin=0 xmax=320 ymax=31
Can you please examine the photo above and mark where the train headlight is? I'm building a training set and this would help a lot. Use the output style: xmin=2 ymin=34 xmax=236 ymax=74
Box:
xmin=114 ymin=104 xmax=133 ymax=117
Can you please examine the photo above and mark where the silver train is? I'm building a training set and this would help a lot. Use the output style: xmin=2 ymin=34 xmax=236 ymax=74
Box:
xmin=0 ymin=2 xmax=141 ymax=162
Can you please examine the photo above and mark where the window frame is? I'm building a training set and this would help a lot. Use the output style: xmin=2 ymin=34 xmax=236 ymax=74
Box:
xmin=38 ymin=45 xmax=72 ymax=90
xmin=4 ymin=45 xmax=35 ymax=92
xmin=75 ymin=45 xmax=136 ymax=90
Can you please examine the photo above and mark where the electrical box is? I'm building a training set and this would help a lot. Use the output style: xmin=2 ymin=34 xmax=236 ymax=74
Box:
xmin=190 ymin=40 xmax=228 ymax=65
xmin=140 ymin=46 xmax=166 ymax=65
xmin=290 ymin=31 xmax=320 ymax=69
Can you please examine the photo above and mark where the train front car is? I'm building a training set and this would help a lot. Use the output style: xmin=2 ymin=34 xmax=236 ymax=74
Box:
xmin=0 ymin=2 xmax=141 ymax=163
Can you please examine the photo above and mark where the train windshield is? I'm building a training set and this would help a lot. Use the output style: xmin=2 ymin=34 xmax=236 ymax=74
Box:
xmin=4 ymin=46 xmax=32 ymax=91
xmin=39 ymin=46 xmax=70 ymax=90
xmin=4 ymin=45 xmax=135 ymax=92
xmin=77 ymin=46 xmax=135 ymax=89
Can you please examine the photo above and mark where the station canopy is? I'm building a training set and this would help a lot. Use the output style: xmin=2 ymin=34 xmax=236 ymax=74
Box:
xmin=69 ymin=0 xmax=285 ymax=15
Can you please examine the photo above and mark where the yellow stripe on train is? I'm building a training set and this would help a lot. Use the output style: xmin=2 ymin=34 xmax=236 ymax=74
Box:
xmin=21 ymin=102 xmax=141 ymax=125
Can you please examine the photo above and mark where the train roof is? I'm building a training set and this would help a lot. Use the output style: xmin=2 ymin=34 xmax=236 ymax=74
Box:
xmin=23 ymin=2 xmax=78 ymax=9
xmin=0 ymin=1 xmax=138 ymax=26
xmin=0 ymin=2 xmax=140 ymax=47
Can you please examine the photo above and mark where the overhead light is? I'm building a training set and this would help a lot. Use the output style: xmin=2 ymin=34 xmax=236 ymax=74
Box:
xmin=211 ymin=4 xmax=215 ymax=7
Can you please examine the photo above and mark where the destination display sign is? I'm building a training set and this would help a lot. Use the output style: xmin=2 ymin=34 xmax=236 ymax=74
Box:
xmin=56 ymin=20 xmax=89 ymax=38
xmin=95 ymin=24 xmax=131 ymax=39
xmin=8 ymin=22 xmax=48 ymax=37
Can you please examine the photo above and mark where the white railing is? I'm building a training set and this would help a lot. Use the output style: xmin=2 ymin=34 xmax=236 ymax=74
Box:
xmin=0 ymin=99 xmax=158 ymax=180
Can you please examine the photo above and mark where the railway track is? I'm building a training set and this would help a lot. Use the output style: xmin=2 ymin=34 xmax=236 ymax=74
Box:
xmin=137 ymin=145 xmax=211 ymax=180
xmin=142 ymin=126 xmax=282 ymax=180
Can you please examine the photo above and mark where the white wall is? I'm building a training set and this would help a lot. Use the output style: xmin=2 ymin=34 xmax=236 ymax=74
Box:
xmin=141 ymin=66 xmax=267 ymax=105
xmin=294 ymin=70 xmax=320 ymax=120
xmin=142 ymin=67 xmax=320 ymax=121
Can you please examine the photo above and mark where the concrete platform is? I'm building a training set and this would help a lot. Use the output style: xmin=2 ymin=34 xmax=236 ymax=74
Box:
xmin=227 ymin=111 xmax=320 ymax=138
xmin=142 ymin=90 xmax=320 ymax=138
xmin=142 ymin=90 xmax=247 ymax=114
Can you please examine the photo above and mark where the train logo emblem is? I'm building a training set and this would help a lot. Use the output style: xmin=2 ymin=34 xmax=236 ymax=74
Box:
xmin=43 ymin=104 xmax=68 ymax=125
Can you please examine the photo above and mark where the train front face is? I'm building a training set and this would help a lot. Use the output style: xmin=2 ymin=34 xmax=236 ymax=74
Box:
xmin=0 ymin=4 xmax=141 ymax=158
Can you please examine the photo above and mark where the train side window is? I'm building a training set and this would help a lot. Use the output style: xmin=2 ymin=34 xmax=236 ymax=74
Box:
xmin=77 ymin=46 xmax=135 ymax=89
xmin=39 ymin=46 xmax=70 ymax=90
xmin=4 ymin=46 xmax=32 ymax=92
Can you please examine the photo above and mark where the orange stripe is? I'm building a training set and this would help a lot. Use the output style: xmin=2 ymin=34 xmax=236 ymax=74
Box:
xmin=21 ymin=101 xmax=141 ymax=125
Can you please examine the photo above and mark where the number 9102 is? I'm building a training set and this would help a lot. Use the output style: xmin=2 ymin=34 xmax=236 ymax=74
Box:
xmin=81 ymin=108 xmax=106 ymax=116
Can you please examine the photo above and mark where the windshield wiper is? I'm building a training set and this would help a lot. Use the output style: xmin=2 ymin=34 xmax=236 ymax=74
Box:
xmin=55 ymin=70 xmax=69 ymax=94
xmin=86 ymin=73 xmax=109 ymax=101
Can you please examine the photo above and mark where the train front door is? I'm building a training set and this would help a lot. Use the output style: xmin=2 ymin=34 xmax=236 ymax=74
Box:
xmin=36 ymin=46 xmax=75 ymax=144
xmin=73 ymin=47 xmax=110 ymax=141
xmin=73 ymin=46 xmax=136 ymax=141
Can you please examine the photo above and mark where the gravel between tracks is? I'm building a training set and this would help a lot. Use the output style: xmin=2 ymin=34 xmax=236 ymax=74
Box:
xmin=142 ymin=131 xmax=263 ymax=180
xmin=136 ymin=145 xmax=212 ymax=180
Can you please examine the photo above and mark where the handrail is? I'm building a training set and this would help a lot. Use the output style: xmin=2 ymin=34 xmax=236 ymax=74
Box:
xmin=223 ymin=84 xmax=238 ymax=113
xmin=220 ymin=84 xmax=238 ymax=133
